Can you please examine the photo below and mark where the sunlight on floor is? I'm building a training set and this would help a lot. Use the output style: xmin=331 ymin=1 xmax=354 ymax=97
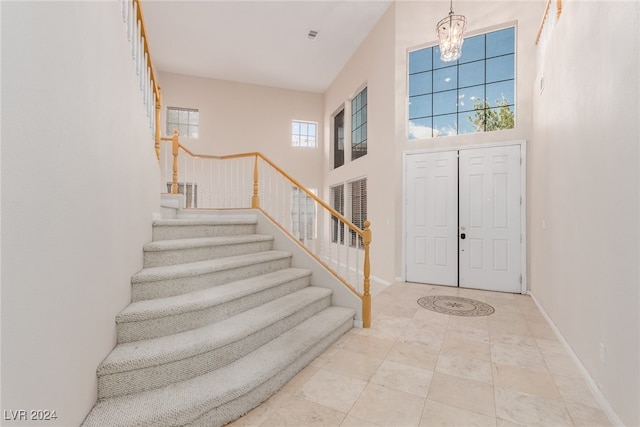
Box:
xmin=228 ymin=282 xmax=611 ymax=427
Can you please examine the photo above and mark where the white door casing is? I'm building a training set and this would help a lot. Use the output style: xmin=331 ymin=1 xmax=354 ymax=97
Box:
xmin=459 ymin=145 xmax=522 ymax=292
xmin=404 ymin=142 xmax=524 ymax=293
xmin=405 ymin=151 xmax=458 ymax=286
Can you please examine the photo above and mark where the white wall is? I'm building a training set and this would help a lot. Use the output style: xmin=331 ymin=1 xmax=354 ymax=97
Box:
xmin=529 ymin=2 xmax=640 ymax=425
xmin=393 ymin=0 xmax=544 ymax=280
xmin=158 ymin=72 xmax=325 ymax=190
xmin=322 ymin=1 xmax=543 ymax=286
xmin=1 ymin=2 xmax=160 ymax=425
xmin=323 ymin=4 xmax=396 ymax=287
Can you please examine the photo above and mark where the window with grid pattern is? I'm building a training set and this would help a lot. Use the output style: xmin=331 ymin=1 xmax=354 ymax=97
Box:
xmin=408 ymin=26 xmax=515 ymax=139
xmin=330 ymin=185 xmax=345 ymax=244
xmin=291 ymin=121 xmax=317 ymax=148
xmin=351 ymin=88 xmax=367 ymax=160
xmin=349 ymin=178 xmax=367 ymax=247
xmin=166 ymin=106 xmax=199 ymax=138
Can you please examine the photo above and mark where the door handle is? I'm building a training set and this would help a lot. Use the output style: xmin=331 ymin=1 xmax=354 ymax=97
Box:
xmin=460 ymin=233 xmax=466 ymax=239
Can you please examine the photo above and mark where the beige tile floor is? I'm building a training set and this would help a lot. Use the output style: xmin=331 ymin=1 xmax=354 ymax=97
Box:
xmin=228 ymin=282 xmax=611 ymax=427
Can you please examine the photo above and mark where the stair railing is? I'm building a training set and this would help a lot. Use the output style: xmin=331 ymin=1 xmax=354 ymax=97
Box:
xmin=536 ymin=0 xmax=562 ymax=69
xmin=119 ymin=0 xmax=162 ymax=158
xmin=159 ymin=131 xmax=372 ymax=327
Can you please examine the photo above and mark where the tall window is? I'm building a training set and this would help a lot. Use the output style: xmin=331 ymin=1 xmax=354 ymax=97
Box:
xmin=333 ymin=110 xmax=345 ymax=169
xmin=351 ymin=88 xmax=367 ymax=160
xmin=166 ymin=107 xmax=199 ymax=138
xmin=330 ymin=184 xmax=344 ymax=244
xmin=291 ymin=121 xmax=317 ymax=148
xmin=408 ymin=26 xmax=515 ymax=139
xmin=349 ymin=178 xmax=367 ymax=247
xmin=290 ymin=188 xmax=316 ymax=241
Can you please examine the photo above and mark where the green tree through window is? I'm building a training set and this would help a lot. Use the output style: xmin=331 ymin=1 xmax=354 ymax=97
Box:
xmin=468 ymin=96 xmax=515 ymax=132
xmin=408 ymin=26 xmax=516 ymax=138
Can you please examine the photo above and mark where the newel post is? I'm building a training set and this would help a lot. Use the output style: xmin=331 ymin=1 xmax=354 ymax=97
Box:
xmin=154 ymin=87 xmax=162 ymax=161
xmin=362 ymin=220 xmax=372 ymax=328
xmin=251 ymin=155 xmax=260 ymax=208
xmin=171 ymin=129 xmax=179 ymax=194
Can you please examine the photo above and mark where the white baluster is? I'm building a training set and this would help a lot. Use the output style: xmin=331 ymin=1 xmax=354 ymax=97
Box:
xmin=209 ymin=160 xmax=213 ymax=208
xmin=191 ymin=156 xmax=196 ymax=208
xmin=163 ymin=142 xmax=168 ymax=192
xmin=121 ymin=0 xmax=126 ymax=23
xmin=183 ymin=151 xmax=187 ymax=208
xmin=150 ymin=91 xmax=155 ymax=134
xmin=128 ymin=2 xmax=134 ymax=45
xmin=198 ymin=159 xmax=206 ymax=207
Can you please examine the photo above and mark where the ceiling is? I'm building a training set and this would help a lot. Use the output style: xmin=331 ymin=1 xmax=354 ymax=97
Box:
xmin=143 ymin=1 xmax=393 ymax=93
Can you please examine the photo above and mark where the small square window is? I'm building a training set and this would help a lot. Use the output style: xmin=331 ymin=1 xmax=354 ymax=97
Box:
xmin=166 ymin=107 xmax=199 ymax=138
xmin=291 ymin=120 xmax=317 ymax=148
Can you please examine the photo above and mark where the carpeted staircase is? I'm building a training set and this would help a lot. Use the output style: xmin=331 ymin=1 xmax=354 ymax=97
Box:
xmin=83 ymin=214 xmax=355 ymax=426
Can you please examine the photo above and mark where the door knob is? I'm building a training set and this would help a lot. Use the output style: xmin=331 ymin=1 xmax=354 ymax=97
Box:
xmin=460 ymin=233 xmax=466 ymax=239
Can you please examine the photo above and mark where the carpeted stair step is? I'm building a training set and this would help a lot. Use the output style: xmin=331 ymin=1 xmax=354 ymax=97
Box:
xmin=97 ymin=286 xmax=333 ymax=399
xmin=131 ymin=250 xmax=292 ymax=301
xmin=143 ymin=234 xmax=274 ymax=268
xmin=152 ymin=218 xmax=257 ymax=241
xmin=82 ymin=306 xmax=355 ymax=427
xmin=117 ymin=268 xmax=312 ymax=343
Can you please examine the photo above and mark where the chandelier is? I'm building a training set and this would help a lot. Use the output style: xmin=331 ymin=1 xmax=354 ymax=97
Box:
xmin=436 ymin=0 xmax=466 ymax=62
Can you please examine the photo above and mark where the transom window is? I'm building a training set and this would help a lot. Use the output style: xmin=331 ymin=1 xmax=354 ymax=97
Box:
xmin=351 ymin=88 xmax=367 ymax=160
xmin=408 ymin=26 xmax=515 ymax=139
xmin=291 ymin=121 xmax=317 ymax=148
xmin=166 ymin=106 xmax=199 ymax=138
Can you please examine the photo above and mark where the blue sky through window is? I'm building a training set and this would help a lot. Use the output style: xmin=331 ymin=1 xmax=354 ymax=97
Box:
xmin=408 ymin=26 xmax=516 ymax=139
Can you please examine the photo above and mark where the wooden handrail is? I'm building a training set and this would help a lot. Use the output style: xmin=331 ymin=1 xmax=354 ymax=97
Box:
xmin=158 ymin=131 xmax=372 ymax=327
xmin=258 ymin=153 xmax=366 ymax=238
xmin=536 ymin=0 xmax=562 ymax=45
xmin=159 ymin=137 xmax=366 ymax=238
xmin=131 ymin=0 xmax=162 ymax=161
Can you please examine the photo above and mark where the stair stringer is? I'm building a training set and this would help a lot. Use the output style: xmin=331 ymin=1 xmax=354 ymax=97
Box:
xmin=252 ymin=209 xmax=364 ymax=328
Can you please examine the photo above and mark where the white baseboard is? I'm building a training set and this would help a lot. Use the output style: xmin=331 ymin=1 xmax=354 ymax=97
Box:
xmin=370 ymin=274 xmax=391 ymax=287
xmin=528 ymin=291 xmax=624 ymax=427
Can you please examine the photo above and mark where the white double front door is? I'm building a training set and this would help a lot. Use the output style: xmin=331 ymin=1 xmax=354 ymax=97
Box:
xmin=405 ymin=144 xmax=523 ymax=293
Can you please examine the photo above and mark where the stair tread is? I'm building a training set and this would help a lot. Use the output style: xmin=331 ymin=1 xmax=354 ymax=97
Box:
xmin=99 ymin=286 xmax=333 ymax=375
xmin=143 ymin=234 xmax=273 ymax=252
xmin=118 ymin=268 xmax=312 ymax=323
xmin=153 ymin=218 xmax=257 ymax=227
xmin=84 ymin=306 xmax=355 ymax=427
xmin=175 ymin=212 xmax=258 ymax=221
xmin=131 ymin=250 xmax=291 ymax=284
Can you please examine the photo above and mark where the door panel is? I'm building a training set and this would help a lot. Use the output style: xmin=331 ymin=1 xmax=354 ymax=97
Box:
xmin=406 ymin=151 xmax=458 ymax=286
xmin=459 ymin=145 xmax=521 ymax=292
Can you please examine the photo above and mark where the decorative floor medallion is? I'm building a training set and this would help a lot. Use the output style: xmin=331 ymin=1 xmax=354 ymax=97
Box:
xmin=417 ymin=295 xmax=495 ymax=317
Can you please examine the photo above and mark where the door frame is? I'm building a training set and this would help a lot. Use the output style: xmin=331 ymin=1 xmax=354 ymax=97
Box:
xmin=402 ymin=140 xmax=527 ymax=294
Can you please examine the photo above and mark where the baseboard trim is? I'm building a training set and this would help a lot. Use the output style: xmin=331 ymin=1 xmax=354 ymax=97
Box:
xmin=370 ymin=275 xmax=391 ymax=287
xmin=528 ymin=291 xmax=624 ymax=427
